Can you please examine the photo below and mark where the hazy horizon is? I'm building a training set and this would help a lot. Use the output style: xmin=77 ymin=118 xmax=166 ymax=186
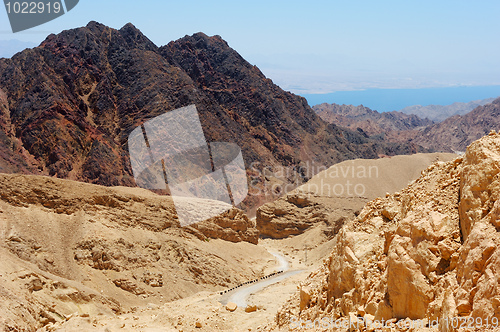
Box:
xmin=302 ymin=85 xmax=500 ymax=111
xmin=1 ymin=0 xmax=499 ymax=95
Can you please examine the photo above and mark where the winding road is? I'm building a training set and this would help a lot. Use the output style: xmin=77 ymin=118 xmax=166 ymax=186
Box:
xmin=221 ymin=250 xmax=303 ymax=308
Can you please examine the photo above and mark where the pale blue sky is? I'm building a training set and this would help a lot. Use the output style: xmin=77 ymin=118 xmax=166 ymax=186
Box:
xmin=1 ymin=0 xmax=499 ymax=94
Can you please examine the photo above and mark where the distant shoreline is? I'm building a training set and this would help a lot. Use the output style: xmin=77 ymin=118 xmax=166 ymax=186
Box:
xmin=301 ymin=85 xmax=500 ymax=112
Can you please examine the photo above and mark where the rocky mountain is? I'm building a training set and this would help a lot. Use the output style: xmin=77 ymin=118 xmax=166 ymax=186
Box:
xmin=313 ymin=103 xmax=433 ymax=139
xmin=0 ymin=22 xmax=424 ymax=213
xmin=400 ymin=97 xmax=497 ymax=122
xmin=411 ymin=97 xmax=500 ymax=152
xmin=269 ymin=131 xmax=500 ymax=331
xmin=314 ymin=99 xmax=500 ymax=154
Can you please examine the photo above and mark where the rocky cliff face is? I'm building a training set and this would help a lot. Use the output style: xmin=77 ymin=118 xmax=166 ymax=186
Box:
xmin=0 ymin=22 xmax=426 ymax=213
xmin=271 ymin=131 xmax=500 ymax=331
xmin=315 ymin=99 xmax=500 ymax=155
xmin=411 ymin=97 xmax=500 ymax=152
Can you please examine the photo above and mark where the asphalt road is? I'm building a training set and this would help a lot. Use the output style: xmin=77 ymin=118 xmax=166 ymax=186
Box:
xmin=221 ymin=250 xmax=302 ymax=308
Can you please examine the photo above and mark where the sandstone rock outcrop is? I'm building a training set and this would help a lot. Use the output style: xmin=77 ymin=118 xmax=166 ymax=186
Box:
xmin=256 ymin=193 xmax=356 ymax=239
xmin=459 ymin=130 xmax=500 ymax=241
xmin=272 ymin=132 xmax=500 ymax=331
xmin=226 ymin=302 xmax=238 ymax=312
xmin=191 ymin=208 xmax=259 ymax=244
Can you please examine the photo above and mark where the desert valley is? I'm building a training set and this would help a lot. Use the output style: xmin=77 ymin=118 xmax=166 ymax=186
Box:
xmin=0 ymin=21 xmax=500 ymax=332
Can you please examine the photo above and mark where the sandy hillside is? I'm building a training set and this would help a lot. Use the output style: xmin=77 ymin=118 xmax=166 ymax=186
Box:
xmin=0 ymin=152 xmax=459 ymax=331
xmin=300 ymin=152 xmax=457 ymax=200
xmin=256 ymin=152 xmax=457 ymax=239
xmin=0 ymin=174 xmax=274 ymax=331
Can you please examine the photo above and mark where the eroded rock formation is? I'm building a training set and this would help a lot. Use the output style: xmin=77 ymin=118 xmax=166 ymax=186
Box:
xmin=272 ymin=131 xmax=500 ymax=331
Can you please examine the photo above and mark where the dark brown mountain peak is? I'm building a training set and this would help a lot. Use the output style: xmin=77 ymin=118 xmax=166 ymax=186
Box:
xmin=161 ymin=32 xmax=261 ymax=85
xmin=39 ymin=21 xmax=157 ymax=56
xmin=86 ymin=20 xmax=109 ymax=32
xmin=41 ymin=21 xmax=112 ymax=48
xmin=189 ymin=32 xmax=230 ymax=49
xmin=119 ymin=22 xmax=158 ymax=52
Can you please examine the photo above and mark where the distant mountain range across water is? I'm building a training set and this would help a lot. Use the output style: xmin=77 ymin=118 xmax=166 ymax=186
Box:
xmin=302 ymin=85 xmax=500 ymax=113
xmin=398 ymin=97 xmax=496 ymax=122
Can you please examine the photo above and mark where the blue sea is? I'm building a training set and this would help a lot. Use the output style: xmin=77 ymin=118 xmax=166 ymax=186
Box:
xmin=301 ymin=85 xmax=500 ymax=112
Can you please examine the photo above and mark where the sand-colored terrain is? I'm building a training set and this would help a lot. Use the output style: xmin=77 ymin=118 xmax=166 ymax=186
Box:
xmin=300 ymin=152 xmax=457 ymax=200
xmin=0 ymin=152 xmax=459 ymax=331
xmin=256 ymin=152 xmax=457 ymax=239
xmin=0 ymin=174 xmax=273 ymax=331
xmin=270 ymin=132 xmax=500 ymax=332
